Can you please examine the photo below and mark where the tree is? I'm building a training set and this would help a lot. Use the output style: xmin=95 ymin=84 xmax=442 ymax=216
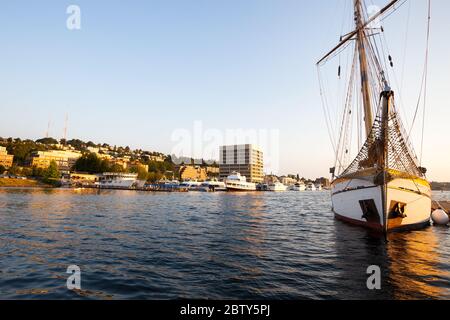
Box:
xmin=74 ymin=152 xmax=109 ymax=173
xmin=130 ymin=166 xmax=148 ymax=180
xmin=67 ymin=139 xmax=86 ymax=150
xmin=8 ymin=165 xmax=21 ymax=175
xmin=44 ymin=161 xmax=60 ymax=179
xmin=36 ymin=137 xmax=58 ymax=145
xmin=43 ymin=160 xmax=60 ymax=185
xmin=0 ymin=165 xmax=5 ymax=174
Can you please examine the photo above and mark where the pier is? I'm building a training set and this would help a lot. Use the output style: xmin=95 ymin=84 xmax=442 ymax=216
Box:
xmin=432 ymin=201 xmax=450 ymax=214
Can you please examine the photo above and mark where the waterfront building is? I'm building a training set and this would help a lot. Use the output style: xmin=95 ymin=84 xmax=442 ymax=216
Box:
xmin=314 ymin=177 xmax=330 ymax=189
xmin=107 ymin=157 xmax=130 ymax=170
xmin=0 ymin=146 xmax=14 ymax=168
xmin=142 ymin=154 xmax=166 ymax=162
xmin=263 ymin=174 xmax=279 ymax=185
xmin=179 ymin=165 xmax=207 ymax=181
xmin=280 ymin=176 xmax=297 ymax=186
xmin=28 ymin=150 xmax=82 ymax=172
xmin=219 ymin=144 xmax=264 ymax=183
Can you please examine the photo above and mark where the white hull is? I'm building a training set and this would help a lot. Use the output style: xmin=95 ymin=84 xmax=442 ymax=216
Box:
xmin=268 ymin=183 xmax=288 ymax=192
xmin=291 ymin=184 xmax=306 ymax=191
xmin=332 ymin=176 xmax=431 ymax=232
xmin=99 ymin=179 xmax=136 ymax=188
xmin=225 ymin=181 xmax=256 ymax=191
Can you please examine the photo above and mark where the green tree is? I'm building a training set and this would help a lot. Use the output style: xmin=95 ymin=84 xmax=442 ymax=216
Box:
xmin=74 ymin=152 xmax=109 ymax=173
xmin=0 ymin=165 xmax=5 ymax=174
xmin=130 ymin=166 xmax=148 ymax=180
xmin=43 ymin=160 xmax=60 ymax=185
xmin=36 ymin=137 xmax=58 ymax=145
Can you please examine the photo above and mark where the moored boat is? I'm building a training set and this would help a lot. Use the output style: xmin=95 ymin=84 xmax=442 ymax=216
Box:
xmin=291 ymin=182 xmax=306 ymax=191
xmin=225 ymin=172 xmax=256 ymax=191
xmin=268 ymin=182 xmax=288 ymax=192
xmin=317 ymin=0 xmax=432 ymax=233
xmin=98 ymin=172 xmax=138 ymax=189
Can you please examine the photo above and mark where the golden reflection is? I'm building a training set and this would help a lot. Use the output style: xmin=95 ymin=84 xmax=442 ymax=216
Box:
xmin=387 ymin=229 xmax=450 ymax=299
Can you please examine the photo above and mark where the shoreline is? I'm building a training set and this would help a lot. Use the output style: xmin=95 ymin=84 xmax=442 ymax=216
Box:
xmin=0 ymin=178 xmax=54 ymax=188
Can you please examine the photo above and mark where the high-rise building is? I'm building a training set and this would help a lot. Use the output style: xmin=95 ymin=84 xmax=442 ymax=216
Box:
xmin=0 ymin=146 xmax=14 ymax=168
xmin=219 ymin=144 xmax=264 ymax=183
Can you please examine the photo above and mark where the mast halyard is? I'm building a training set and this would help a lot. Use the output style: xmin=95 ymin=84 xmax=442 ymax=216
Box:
xmin=354 ymin=0 xmax=373 ymax=139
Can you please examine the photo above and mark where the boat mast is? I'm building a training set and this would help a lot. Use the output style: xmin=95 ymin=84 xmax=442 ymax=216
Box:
xmin=354 ymin=0 xmax=373 ymax=138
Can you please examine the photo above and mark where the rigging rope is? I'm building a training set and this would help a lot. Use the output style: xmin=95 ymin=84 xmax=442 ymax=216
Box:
xmin=406 ymin=0 xmax=431 ymax=166
xmin=420 ymin=0 xmax=431 ymax=166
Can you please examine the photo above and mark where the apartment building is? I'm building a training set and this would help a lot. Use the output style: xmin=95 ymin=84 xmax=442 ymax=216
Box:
xmin=0 ymin=146 xmax=14 ymax=168
xmin=219 ymin=144 xmax=264 ymax=183
xmin=28 ymin=150 xmax=82 ymax=172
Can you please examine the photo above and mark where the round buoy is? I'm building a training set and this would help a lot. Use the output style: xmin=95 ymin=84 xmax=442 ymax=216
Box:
xmin=431 ymin=209 xmax=449 ymax=225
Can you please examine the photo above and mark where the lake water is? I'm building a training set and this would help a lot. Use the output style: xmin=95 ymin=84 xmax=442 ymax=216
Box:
xmin=0 ymin=188 xmax=449 ymax=299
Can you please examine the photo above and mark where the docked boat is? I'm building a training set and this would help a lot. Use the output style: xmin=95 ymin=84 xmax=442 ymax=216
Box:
xmin=225 ymin=172 xmax=256 ymax=191
xmin=317 ymin=0 xmax=432 ymax=233
xmin=291 ymin=182 xmax=306 ymax=191
xmin=268 ymin=182 xmax=288 ymax=192
xmin=98 ymin=172 xmax=138 ymax=189
xmin=198 ymin=180 xmax=226 ymax=192
xmin=306 ymin=183 xmax=316 ymax=191
xmin=179 ymin=180 xmax=202 ymax=191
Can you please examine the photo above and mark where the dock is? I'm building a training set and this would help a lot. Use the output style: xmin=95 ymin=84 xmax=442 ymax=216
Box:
xmin=432 ymin=201 xmax=450 ymax=214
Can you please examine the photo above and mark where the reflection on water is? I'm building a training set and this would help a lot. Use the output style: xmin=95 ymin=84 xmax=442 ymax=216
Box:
xmin=0 ymin=188 xmax=449 ymax=299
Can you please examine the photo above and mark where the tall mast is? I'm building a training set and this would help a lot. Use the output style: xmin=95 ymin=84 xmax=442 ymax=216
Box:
xmin=354 ymin=0 xmax=373 ymax=138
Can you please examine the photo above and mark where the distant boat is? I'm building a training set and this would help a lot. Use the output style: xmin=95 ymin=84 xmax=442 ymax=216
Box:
xmin=179 ymin=181 xmax=202 ymax=191
xmin=225 ymin=172 xmax=256 ymax=191
xmin=98 ymin=172 xmax=138 ymax=189
xmin=317 ymin=0 xmax=432 ymax=233
xmin=306 ymin=183 xmax=316 ymax=191
xmin=268 ymin=182 xmax=288 ymax=192
xmin=197 ymin=180 xmax=226 ymax=192
xmin=291 ymin=182 xmax=306 ymax=191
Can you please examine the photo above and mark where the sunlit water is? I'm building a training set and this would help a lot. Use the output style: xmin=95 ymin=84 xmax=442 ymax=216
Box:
xmin=0 ymin=188 xmax=449 ymax=300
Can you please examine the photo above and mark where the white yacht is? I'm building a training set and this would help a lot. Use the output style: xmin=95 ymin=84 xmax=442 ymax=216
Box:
xmin=306 ymin=182 xmax=316 ymax=191
xmin=225 ymin=172 xmax=256 ymax=191
xmin=315 ymin=184 xmax=323 ymax=191
xmin=291 ymin=182 xmax=306 ymax=191
xmin=268 ymin=182 xmax=288 ymax=192
xmin=198 ymin=180 xmax=227 ymax=192
xmin=98 ymin=172 xmax=138 ymax=189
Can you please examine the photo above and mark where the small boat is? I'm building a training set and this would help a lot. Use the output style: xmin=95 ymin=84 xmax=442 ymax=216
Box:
xmin=198 ymin=180 xmax=226 ymax=192
xmin=225 ymin=172 xmax=256 ymax=191
xmin=306 ymin=183 xmax=316 ymax=191
xmin=268 ymin=182 xmax=288 ymax=192
xmin=179 ymin=180 xmax=202 ymax=191
xmin=291 ymin=182 xmax=306 ymax=191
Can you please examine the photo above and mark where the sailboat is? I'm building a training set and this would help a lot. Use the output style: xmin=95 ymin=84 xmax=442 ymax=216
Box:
xmin=317 ymin=0 xmax=432 ymax=233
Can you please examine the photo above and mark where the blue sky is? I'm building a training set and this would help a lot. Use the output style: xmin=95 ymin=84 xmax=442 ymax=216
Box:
xmin=1 ymin=0 xmax=449 ymax=180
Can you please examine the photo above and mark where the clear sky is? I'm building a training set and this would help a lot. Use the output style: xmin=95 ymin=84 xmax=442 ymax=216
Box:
xmin=1 ymin=0 xmax=449 ymax=181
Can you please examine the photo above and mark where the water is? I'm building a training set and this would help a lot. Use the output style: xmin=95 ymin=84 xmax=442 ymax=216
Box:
xmin=0 ymin=188 xmax=449 ymax=300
